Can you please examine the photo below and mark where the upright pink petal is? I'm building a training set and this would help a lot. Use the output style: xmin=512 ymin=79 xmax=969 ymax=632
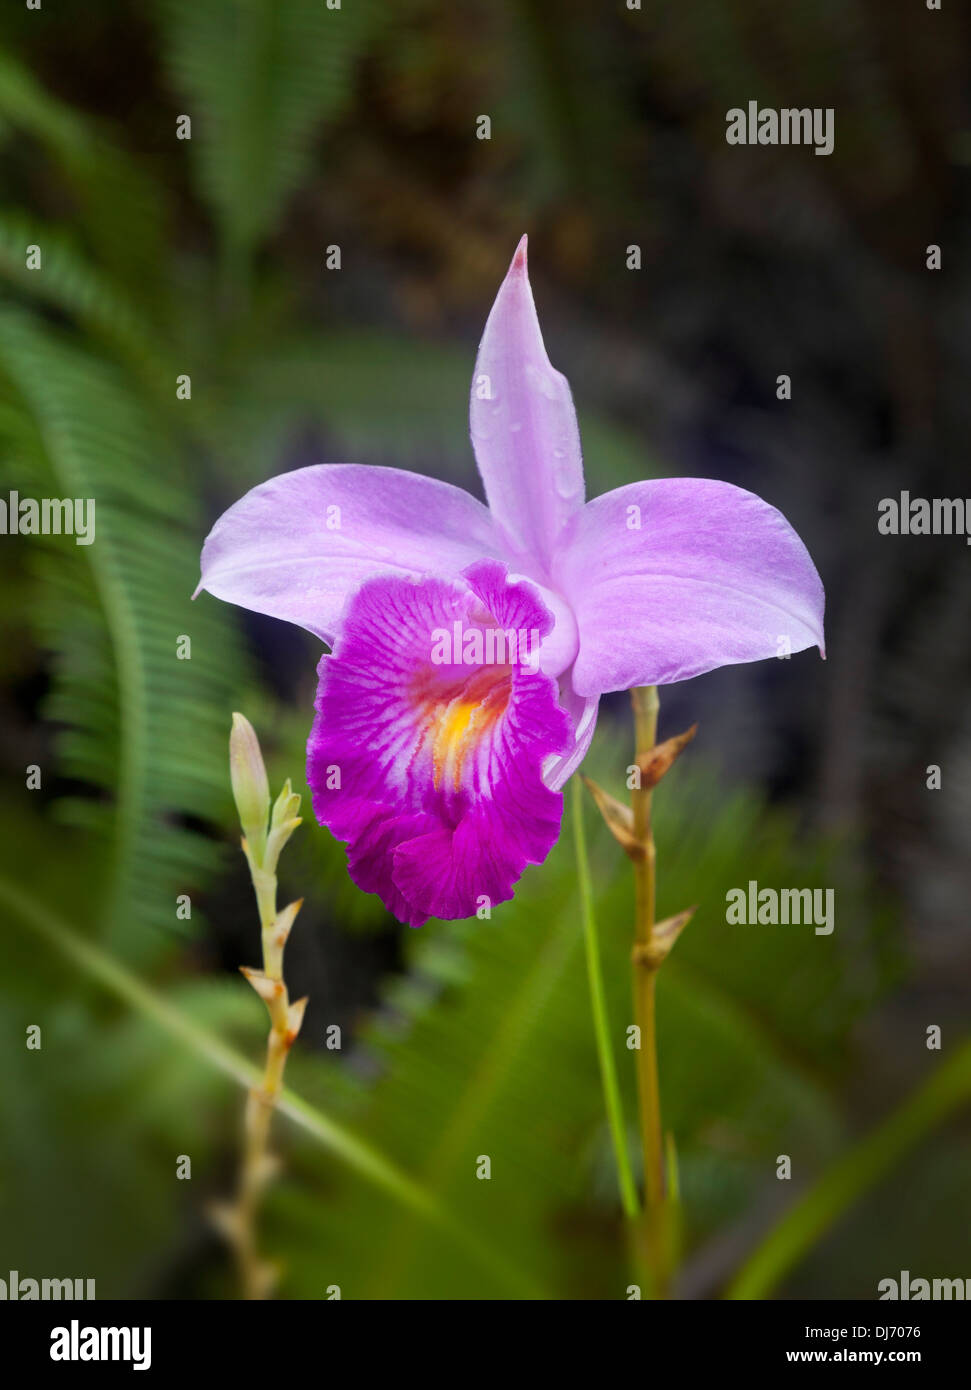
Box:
xmin=470 ymin=237 xmax=585 ymax=571
xmin=197 ymin=464 xmax=509 ymax=643
xmin=553 ymin=478 xmax=825 ymax=697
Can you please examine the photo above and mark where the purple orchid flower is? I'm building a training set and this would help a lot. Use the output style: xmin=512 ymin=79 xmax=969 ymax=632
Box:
xmin=198 ymin=237 xmax=824 ymax=927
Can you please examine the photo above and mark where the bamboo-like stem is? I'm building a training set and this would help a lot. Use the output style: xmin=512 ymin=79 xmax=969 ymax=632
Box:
xmin=223 ymin=718 xmax=306 ymax=1300
xmin=629 ymin=684 xmax=668 ymax=1294
xmin=571 ymin=776 xmax=640 ymax=1221
xmin=232 ymin=851 xmax=301 ymax=1300
xmin=630 ymin=687 xmax=663 ymax=1202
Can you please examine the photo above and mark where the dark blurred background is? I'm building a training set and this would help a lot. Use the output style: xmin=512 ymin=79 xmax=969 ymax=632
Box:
xmin=0 ymin=0 xmax=968 ymax=1299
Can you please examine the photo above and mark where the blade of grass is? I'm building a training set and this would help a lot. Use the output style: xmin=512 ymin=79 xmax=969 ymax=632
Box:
xmin=726 ymin=1039 xmax=971 ymax=1299
xmin=572 ymin=774 xmax=640 ymax=1219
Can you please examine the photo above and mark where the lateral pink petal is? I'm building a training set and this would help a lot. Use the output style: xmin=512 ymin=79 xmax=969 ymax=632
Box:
xmin=554 ymin=478 xmax=825 ymax=697
xmin=197 ymin=464 xmax=509 ymax=643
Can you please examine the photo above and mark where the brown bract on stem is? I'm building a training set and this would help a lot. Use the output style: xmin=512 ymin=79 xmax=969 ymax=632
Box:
xmin=584 ymin=687 xmax=698 ymax=1298
xmin=212 ymin=714 xmax=307 ymax=1300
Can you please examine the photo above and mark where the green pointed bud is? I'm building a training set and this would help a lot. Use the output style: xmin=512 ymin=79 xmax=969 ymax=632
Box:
xmin=271 ymin=777 xmax=302 ymax=830
xmin=264 ymin=816 xmax=303 ymax=873
xmin=230 ymin=713 xmax=270 ymax=864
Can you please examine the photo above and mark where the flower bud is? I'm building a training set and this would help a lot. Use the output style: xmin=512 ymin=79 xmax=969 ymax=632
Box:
xmin=271 ymin=777 xmax=302 ymax=830
xmin=230 ymin=712 xmax=270 ymax=863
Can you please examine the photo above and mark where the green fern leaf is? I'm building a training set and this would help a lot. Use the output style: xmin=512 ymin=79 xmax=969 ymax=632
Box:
xmin=154 ymin=0 xmax=385 ymax=269
xmin=0 ymin=306 xmax=248 ymax=953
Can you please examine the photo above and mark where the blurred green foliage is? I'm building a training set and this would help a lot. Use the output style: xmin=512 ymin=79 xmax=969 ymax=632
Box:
xmin=0 ymin=0 xmax=967 ymax=1301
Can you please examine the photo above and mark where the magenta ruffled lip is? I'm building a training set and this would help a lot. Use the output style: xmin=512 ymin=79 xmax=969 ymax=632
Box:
xmin=307 ymin=562 xmax=572 ymax=926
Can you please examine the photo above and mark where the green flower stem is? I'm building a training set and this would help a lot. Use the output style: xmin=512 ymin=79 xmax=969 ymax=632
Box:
xmin=571 ymin=775 xmax=640 ymax=1221
xmin=226 ymin=719 xmax=307 ymax=1298
xmin=726 ymin=1038 xmax=971 ymax=1299
xmin=235 ymin=837 xmax=294 ymax=1300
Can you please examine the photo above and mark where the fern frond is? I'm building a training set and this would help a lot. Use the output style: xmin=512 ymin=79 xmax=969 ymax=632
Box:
xmin=154 ymin=0 xmax=385 ymax=269
xmin=0 ymin=212 xmax=172 ymax=393
xmin=0 ymin=306 xmax=247 ymax=953
xmin=0 ymin=48 xmax=170 ymax=295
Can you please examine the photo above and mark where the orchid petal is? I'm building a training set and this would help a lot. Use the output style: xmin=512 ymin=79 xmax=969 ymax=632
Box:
xmin=544 ymin=681 xmax=599 ymax=790
xmin=470 ymin=236 xmax=585 ymax=570
xmin=554 ymin=479 xmax=825 ymax=697
xmin=197 ymin=464 xmax=508 ymax=643
xmin=307 ymin=561 xmax=573 ymax=926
